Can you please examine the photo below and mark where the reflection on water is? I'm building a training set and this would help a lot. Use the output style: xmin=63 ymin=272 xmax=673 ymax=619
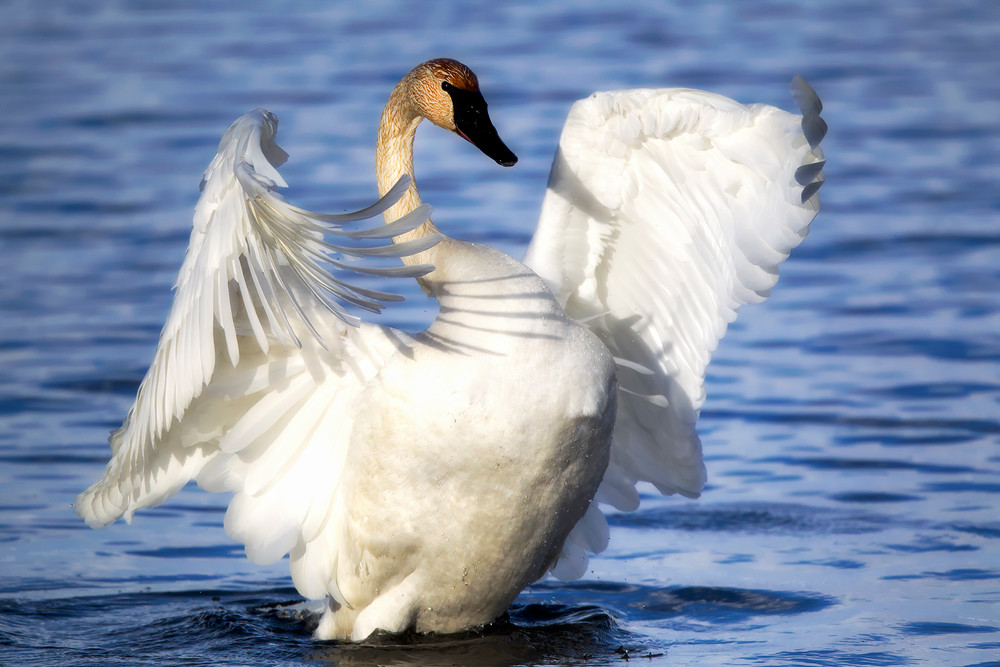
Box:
xmin=2 ymin=1 xmax=999 ymax=666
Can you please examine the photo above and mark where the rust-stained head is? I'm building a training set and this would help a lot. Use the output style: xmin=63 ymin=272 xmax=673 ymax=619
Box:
xmin=405 ymin=58 xmax=479 ymax=130
xmin=403 ymin=58 xmax=516 ymax=167
xmin=424 ymin=58 xmax=480 ymax=91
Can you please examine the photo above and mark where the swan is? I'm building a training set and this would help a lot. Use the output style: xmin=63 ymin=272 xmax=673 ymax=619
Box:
xmin=75 ymin=58 xmax=826 ymax=641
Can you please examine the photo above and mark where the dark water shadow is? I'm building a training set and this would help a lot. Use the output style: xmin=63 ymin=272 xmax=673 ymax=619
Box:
xmin=286 ymin=579 xmax=834 ymax=666
xmin=286 ymin=596 xmax=637 ymax=666
xmin=0 ymin=579 xmax=834 ymax=666
xmin=523 ymin=579 xmax=834 ymax=625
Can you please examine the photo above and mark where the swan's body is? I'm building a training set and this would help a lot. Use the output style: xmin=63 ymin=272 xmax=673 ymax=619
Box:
xmin=76 ymin=59 xmax=825 ymax=641
xmin=326 ymin=241 xmax=616 ymax=638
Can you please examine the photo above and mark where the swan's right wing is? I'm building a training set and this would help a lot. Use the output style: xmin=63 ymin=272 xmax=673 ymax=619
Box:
xmin=526 ymin=79 xmax=825 ymax=576
xmin=75 ymin=110 xmax=434 ymax=541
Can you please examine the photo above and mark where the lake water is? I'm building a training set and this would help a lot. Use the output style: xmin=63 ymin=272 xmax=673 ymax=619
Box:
xmin=2 ymin=1 xmax=999 ymax=665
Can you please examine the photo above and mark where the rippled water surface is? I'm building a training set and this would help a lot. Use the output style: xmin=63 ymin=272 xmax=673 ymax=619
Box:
xmin=2 ymin=1 xmax=999 ymax=665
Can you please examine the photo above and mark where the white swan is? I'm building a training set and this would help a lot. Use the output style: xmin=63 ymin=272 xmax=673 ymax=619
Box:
xmin=76 ymin=58 xmax=826 ymax=641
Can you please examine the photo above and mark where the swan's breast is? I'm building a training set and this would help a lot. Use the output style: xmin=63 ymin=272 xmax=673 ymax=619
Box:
xmin=333 ymin=246 xmax=618 ymax=631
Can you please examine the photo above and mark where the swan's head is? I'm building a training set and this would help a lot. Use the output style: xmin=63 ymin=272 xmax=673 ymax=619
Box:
xmin=408 ymin=58 xmax=518 ymax=167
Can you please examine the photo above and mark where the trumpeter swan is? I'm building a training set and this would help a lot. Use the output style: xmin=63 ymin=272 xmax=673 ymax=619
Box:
xmin=76 ymin=58 xmax=826 ymax=641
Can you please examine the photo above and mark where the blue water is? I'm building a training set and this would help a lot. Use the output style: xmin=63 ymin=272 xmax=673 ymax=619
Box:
xmin=2 ymin=1 xmax=999 ymax=665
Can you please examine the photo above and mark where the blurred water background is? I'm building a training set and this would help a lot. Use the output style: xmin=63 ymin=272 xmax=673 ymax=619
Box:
xmin=1 ymin=1 xmax=999 ymax=665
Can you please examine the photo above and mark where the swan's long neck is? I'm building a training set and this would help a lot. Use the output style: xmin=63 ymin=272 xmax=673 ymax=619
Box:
xmin=376 ymin=80 xmax=442 ymax=265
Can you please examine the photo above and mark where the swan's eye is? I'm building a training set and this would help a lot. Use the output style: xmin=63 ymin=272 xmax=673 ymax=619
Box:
xmin=442 ymin=81 xmax=454 ymax=91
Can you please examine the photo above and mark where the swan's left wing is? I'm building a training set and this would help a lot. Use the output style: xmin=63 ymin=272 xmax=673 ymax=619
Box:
xmin=525 ymin=79 xmax=826 ymax=578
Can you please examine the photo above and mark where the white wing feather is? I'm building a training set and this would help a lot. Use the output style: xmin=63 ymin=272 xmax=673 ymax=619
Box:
xmin=526 ymin=78 xmax=826 ymax=574
xmin=75 ymin=109 xmax=434 ymax=560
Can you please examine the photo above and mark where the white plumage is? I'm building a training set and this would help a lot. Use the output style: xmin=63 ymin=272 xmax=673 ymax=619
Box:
xmin=526 ymin=79 xmax=826 ymax=556
xmin=76 ymin=61 xmax=825 ymax=640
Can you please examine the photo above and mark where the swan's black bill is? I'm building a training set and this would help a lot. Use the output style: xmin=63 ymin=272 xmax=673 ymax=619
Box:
xmin=443 ymin=82 xmax=518 ymax=167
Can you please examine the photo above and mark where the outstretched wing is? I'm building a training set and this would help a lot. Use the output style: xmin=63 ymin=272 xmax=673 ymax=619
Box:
xmin=75 ymin=109 xmax=435 ymax=531
xmin=526 ymin=79 xmax=826 ymax=576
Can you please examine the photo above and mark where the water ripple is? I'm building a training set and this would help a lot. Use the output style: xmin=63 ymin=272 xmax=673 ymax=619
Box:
xmin=609 ymin=502 xmax=887 ymax=536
